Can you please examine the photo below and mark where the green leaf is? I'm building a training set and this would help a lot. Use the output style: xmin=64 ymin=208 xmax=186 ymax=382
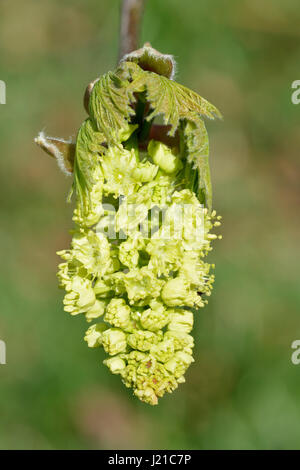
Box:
xmin=183 ymin=117 xmax=212 ymax=211
xmin=73 ymin=119 xmax=102 ymax=211
xmin=118 ymin=62 xmax=220 ymax=210
xmin=84 ymin=61 xmax=221 ymax=211
xmin=89 ymin=72 xmax=136 ymax=146
xmin=117 ymin=61 xmax=222 ymax=134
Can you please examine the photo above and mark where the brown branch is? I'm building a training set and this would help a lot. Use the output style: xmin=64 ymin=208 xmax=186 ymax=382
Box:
xmin=119 ymin=0 xmax=147 ymax=60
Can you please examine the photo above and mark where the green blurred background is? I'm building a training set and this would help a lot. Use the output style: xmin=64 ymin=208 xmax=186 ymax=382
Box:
xmin=0 ymin=0 xmax=300 ymax=449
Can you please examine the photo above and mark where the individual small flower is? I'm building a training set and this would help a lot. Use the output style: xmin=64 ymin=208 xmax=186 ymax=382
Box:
xmin=93 ymin=278 xmax=112 ymax=297
xmin=150 ymin=339 xmax=175 ymax=363
xmin=146 ymin=239 xmax=182 ymax=276
xmin=118 ymin=234 xmax=145 ymax=268
xmin=63 ymin=276 xmax=96 ymax=315
xmin=101 ymin=146 xmax=141 ymax=198
xmin=85 ymin=299 xmax=107 ymax=322
xmin=164 ymin=351 xmax=194 ymax=379
xmin=133 ymin=362 xmax=178 ymax=405
xmin=103 ymin=355 xmax=126 ymax=374
xmin=70 ymin=230 xmax=115 ymax=277
xmin=115 ymin=188 xmax=152 ymax=235
xmin=164 ymin=330 xmax=194 ymax=353
xmin=148 ymin=140 xmax=182 ymax=174
xmin=131 ymin=161 xmax=158 ymax=183
xmin=57 ymin=261 xmax=74 ymax=290
xmin=127 ymin=330 xmax=163 ymax=352
xmin=140 ymin=300 xmax=169 ymax=331
xmin=101 ymin=328 xmax=127 ymax=355
xmin=84 ymin=323 xmax=108 ymax=348
xmin=123 ymin=267 xmax=164 ymax=305
xmin=178 ymin=254 xmax=213 ymax=294
xmin=167 ymin=309 xmax=194 ymax=334
xmin=134 ymin=387 xmax=159 ymax=406
xmin=104 ymin=298 xmax=132 ymax=330
xmin=161 ymin=277 xmax=204 ymax=308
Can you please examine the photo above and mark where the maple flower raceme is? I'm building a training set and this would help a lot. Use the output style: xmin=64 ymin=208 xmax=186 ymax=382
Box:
xmin=36 ymin=44 xmax=222 ymax=405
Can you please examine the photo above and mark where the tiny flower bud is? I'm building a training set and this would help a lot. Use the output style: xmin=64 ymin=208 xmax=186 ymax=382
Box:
xmin=63 ymin=277 xmax=95 ymax=315
xmin=85 ymin=299 xmax=107 ymax=322
xmin=168 ymin=309 xmax=194 ymax=334
xmin=101 ymin=328 xmax=127 ymax=355
xmin=84 ymin=323 xmax=108 ymax=348
xmin=127 ymin=330 xmax=162 ymax=352
xmin=93 ymin=279 xmax=112 ymax=297
xmin=165 ymin=351 xmax=194 ymax=379
xmin=104 ymin=298 xmax=131 ymax=330
xmin=150 ymin=339 xmax=174 ymax=363
xmin=104 ymin=356 xmax=126 ymax=374
xmin=134 ymin=387 xmax=158 ymax=406
xmin=148 ymin=140 xmax=182 ymax=174
xmin=164 ymin=330 xmax=194 ymax=351
xmin=161 ymin=277 xmax=201 ymax=308
xmin=140 ymin=301 xmax=169 ymax=331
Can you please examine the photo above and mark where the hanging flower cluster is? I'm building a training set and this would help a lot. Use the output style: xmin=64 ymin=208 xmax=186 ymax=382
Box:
xmin=36 ymin=45 xmax=221 ymax=405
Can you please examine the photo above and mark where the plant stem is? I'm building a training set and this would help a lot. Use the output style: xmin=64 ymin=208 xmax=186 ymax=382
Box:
xmin=119 ymin=0 xmax=146 ymax=60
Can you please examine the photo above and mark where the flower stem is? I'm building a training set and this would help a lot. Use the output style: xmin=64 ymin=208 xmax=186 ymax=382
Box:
xmin=119 ymin=0 xmax=147 ymax=60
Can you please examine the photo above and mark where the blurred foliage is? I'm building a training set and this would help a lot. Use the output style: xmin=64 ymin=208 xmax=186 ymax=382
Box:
xmin=0 ymin=0 xmax=300 ymax=449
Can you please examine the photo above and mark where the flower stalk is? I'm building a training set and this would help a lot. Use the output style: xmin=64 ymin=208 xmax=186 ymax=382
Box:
xmin=119 ymin=0 xmax=147 ymax=60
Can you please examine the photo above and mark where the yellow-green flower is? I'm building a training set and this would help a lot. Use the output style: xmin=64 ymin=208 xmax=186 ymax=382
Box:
xmin=101 ymin=328 xmax=127 ymax=356
xmin=63 ymin=276 xmax=95 ymax=316
xmin=104 ymin=298 xmax=132 ymax=330
xmin=84 ymin=323 xmax=107 ymax=348
xmin=36 ymin=44 xmax=221 ymax=405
